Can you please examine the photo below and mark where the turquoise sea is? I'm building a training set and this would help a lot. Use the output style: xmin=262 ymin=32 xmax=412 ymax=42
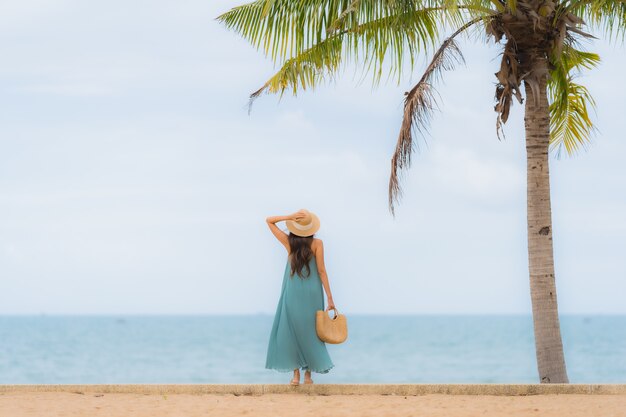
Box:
xmin=0 ymin=315 xmax=624 ymax=384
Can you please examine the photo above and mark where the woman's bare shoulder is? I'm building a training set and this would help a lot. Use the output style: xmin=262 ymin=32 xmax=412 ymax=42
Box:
xmin=312 ymin=238 xmax=323 ymax=251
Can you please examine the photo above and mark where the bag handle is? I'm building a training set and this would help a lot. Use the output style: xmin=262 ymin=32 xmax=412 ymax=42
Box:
xmin=325 ymin=307 xmax=339 ymax=320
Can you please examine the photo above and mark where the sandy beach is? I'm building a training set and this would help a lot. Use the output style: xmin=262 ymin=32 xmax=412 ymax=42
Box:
xmin=1 ymin=392 xmax=625 ymax=417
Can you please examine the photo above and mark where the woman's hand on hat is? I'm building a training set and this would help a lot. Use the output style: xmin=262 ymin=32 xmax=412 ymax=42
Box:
xmin=289 ymin=209 xmax=308 ymax=221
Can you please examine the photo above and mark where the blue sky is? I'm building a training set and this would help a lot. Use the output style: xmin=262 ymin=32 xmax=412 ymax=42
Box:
xmin=0 ymin=1 xmax=624 ymax=315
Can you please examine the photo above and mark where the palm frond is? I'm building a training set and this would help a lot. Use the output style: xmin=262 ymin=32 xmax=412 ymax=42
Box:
xmin=246 ymin=7 xmax=444 ymax=109
xmin=248 ymin=36 xmax=343 ymax=109
xmin=341 ymin=6 xmax=443 ymax=83
xmin=493 ymin=40 xmax=524 ymax=139
xmin=217 ymin=0 xmax=345 ymax=62
xmin=219 ymin=0 xmax=495 ymax=85
xmin=548 ymin=43 xmax=600 ymax=156
xmin=549 ymin=81 xmax=596 ymax=156
xmin=388 ymin=17 xmax=485 ymax=215
xmin=564 ymin=0 xmax=626 ymax=40
xmin=220 ymin=0 xmax=438 ymax=63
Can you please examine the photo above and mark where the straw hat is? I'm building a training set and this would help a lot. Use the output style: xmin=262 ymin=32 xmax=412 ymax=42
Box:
xmin=286 ymin=209 xmax=320 ymax=237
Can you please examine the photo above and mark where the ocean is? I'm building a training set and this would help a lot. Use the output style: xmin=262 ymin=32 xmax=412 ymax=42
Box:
xmin=0 ymin=315 xmax=624 ymax=384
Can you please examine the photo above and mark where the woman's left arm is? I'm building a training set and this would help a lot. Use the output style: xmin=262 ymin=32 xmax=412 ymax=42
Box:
xmin=314 ymin=240 xmax=335 ymax=310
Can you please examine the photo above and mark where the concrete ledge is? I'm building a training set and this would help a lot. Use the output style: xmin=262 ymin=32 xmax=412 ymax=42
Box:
xmin=1 ymin=384 xmax=626 ymax=396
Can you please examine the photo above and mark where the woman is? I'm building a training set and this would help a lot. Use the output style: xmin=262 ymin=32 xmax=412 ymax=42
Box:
xmin=265 ymin=209 xmax=335 ymax=385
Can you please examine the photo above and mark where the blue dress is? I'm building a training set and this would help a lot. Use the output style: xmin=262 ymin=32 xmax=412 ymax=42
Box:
xmin=265 ymin=255 xmax=334 ymax=373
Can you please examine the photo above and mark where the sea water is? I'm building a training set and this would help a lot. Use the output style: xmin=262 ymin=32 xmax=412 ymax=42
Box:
xmin=0 ymin=315 xmax=624 ymax=383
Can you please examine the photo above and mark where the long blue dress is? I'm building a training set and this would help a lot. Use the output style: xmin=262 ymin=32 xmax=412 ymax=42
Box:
xmin=265 ymin=255 xmax=334 ymax=373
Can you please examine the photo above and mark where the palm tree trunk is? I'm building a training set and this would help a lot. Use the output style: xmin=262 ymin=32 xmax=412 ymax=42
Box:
xmin=523 ymin=76 xmax=569 ymax=383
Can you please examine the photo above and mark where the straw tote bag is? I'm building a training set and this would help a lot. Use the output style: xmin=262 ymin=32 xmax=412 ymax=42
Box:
xmin=316 ymin=308 xmax=348 ymax=344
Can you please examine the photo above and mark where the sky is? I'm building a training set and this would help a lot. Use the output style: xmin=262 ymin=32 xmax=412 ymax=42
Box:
xmin=0 ymin=1 xmax=624 ymax=315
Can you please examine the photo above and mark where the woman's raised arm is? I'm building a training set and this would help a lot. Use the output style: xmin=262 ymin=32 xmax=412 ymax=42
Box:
xmin=266 ymin=210 xmax=306 ymax=252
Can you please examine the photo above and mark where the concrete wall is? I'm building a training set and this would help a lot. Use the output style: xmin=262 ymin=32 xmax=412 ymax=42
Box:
xmin=2 ymin=384 xmax=626 ymax=396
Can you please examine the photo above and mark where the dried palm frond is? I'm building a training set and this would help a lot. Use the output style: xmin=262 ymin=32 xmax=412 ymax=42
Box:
xmin=388 ymin=17 xmax=486 ymax=215
xmin=494 ymin=41 xmax=524 ymax=139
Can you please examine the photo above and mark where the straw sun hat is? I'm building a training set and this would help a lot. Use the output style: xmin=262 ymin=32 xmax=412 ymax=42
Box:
xmin=285 ymin=209 xmax=320 ymax=237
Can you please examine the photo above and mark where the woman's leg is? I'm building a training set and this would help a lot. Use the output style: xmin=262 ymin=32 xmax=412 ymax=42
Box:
xmin=304 ymin=370 xmax=313 ymax=384
xmin=290 ymin=368 xmax=300 ymax=385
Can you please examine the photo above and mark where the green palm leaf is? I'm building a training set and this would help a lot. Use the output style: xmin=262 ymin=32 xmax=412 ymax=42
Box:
xmin=249 ymin=36 xmax=343 ymax=103
xmin=548 ymin=44 xmax=600 ymax=156
xmin=565 ymin=0 xmax=626 ymax=39
xmin=219 ymin=0 xmax=495 ymax=87
xmin=248 ymin=7 xmax=449 ymax=105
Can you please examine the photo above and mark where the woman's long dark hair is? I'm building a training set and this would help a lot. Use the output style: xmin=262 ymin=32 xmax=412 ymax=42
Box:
xmin=288 ymin=233 xmax=314 ymax=278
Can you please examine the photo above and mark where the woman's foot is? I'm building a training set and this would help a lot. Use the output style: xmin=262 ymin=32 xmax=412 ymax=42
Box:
xmin=290 ymin=369 xmax=300 ymax=385
xmin=303 ymin=370 xmax=314 ymax=384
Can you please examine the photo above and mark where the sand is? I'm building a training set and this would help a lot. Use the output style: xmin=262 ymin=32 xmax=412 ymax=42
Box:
xmin=1 ymin=392 xmax=625 ymax=417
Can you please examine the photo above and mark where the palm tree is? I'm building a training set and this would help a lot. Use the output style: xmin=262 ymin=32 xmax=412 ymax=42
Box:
xmin=218 ymin=0 xmax=621 ymax=383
